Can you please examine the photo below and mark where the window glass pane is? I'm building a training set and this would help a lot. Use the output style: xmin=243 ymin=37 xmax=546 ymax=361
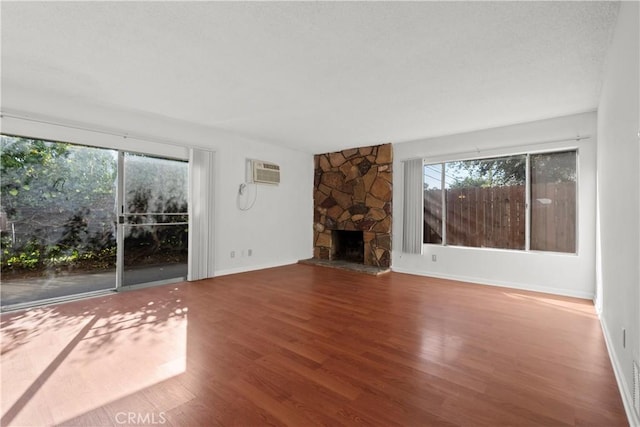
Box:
xmin=530 ymin=151 xmax=577 ymax=253
xmin=445 ymin=155 xmax=526 ymax=249
xmin=123 ymin=223 xmax=188 ymax=286
xmin=123 ymin=153 xmax=188 ymax=287
xmin=124 ymin=153 xmax=188 ymax=217
xmin=423 ymin=164 xmax=443 ymax=244
xmin=1 ymin=135 xmax=117 ymax=308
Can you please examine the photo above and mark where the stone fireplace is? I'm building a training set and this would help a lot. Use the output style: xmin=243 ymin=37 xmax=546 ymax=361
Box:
xmin=313 ymin=143 xmax=392 ymax=269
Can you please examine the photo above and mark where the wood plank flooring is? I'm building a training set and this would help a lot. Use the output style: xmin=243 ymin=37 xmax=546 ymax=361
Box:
xmin=0 ymin=264 xmax=628 ymax=426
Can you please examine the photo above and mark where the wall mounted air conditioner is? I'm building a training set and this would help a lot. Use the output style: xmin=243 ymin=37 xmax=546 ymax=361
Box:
xmin=250 ymin=160 xmax=280 ymax=185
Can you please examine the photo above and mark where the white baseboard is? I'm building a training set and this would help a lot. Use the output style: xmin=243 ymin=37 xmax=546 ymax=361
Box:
xmin=214 ymin=259 xmax=300 ymax=277
xmin=600 ymin=317 xmax=640 ymax=427
xmin=390 ymin=267 xmax=595 ymax=300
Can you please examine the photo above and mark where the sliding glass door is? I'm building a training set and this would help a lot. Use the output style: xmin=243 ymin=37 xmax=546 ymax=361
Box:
xmin=1 ymin=136 xmax=118 ymax=308
xmin=1 ymin=135 xmax=189 ymax=309
xmin=119 ymin=152 xmax=188 ymax=287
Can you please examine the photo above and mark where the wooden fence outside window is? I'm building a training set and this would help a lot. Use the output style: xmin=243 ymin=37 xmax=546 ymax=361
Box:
xmin=424 ymin=182 xmax=576 ymax=253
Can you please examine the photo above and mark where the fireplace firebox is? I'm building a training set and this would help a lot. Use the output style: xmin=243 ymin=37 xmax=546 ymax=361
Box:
xmin=331 ymin=230 xmax=364 ymax=264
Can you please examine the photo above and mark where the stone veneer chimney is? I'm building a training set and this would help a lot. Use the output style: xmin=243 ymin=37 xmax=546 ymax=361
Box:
xmin=313 ymin=143 xmax=392 ymax=268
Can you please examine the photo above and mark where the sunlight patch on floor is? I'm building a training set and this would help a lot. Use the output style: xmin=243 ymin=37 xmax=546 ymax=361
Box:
xmin=1 ymin=294 xmax=187 ymax=426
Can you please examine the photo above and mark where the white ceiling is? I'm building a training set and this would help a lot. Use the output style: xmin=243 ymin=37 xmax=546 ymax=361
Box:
xmin=1 ymin=1 xmax=619 ymax=154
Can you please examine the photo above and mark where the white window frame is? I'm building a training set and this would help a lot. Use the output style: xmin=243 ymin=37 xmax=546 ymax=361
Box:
xmin=423 ymin=148 xmax=579 ymax=254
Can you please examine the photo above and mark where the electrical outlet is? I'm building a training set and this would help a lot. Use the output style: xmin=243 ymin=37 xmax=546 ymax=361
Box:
xmin=248 ymin=249 xmax=253 ymax=256
xmin=230 ymin=251 xmax=235 ymax=258
xmin=241 ymin=249 xmax=245 ymax=257
xmin=432 ymin=254 xmax=437 ymax=262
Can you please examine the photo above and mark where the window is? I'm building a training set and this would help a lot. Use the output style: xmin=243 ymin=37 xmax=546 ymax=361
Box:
xmin=423 ymin=150 xmax=577 ymax=253
xmin=530 ymin=151 xmax=577 ymax=253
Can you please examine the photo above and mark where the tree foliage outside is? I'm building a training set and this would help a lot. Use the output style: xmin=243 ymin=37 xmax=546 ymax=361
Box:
xmin=446 ymin=155 xmax=526 ymax=189
xmin=530 ymin=151 xmax=576 ymax=184
xmin=427 ymin=152 xmax=576 ymax=190
xmin=1 ymin=135 xmax=118 ymax=275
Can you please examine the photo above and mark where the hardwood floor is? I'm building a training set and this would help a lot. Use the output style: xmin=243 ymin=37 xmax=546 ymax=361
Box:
xmin=0 ymin=264 xmax=627 ymax=426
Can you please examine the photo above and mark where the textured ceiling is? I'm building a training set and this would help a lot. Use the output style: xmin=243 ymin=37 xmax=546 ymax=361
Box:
xmin=1 ymin=1 xmax=619 ymax=153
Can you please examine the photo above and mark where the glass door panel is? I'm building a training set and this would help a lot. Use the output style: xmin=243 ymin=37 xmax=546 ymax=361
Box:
xmin=1 ymin=135 xmax=117 ymax=309
xmin=121 ymin=153 xmax=188 ymax=287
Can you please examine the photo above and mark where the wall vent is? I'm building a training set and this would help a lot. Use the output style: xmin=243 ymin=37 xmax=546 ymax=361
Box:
xmin=251 ymin=160 xmax=280 ymax=185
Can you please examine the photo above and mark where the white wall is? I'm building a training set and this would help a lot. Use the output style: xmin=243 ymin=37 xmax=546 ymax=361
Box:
xmin=0 ymin=108 xmax=314 ymax=278
xmin=392 ymin=112 xmax=597 ymax=299
xmin=596 ymin=1 xmax=640 ymax=425
xmin=212 ymin=139 xmax=313 ymax=276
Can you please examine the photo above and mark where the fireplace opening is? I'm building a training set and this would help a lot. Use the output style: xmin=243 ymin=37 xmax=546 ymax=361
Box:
xmin=332 ymin=230 xmax=364 ymax=264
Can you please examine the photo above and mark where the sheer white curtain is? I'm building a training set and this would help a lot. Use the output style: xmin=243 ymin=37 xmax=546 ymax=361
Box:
xmin=188 ymin=148 xmax=216 ymax=280
xmin=402 ymin=158 xmax=423 ymax=254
